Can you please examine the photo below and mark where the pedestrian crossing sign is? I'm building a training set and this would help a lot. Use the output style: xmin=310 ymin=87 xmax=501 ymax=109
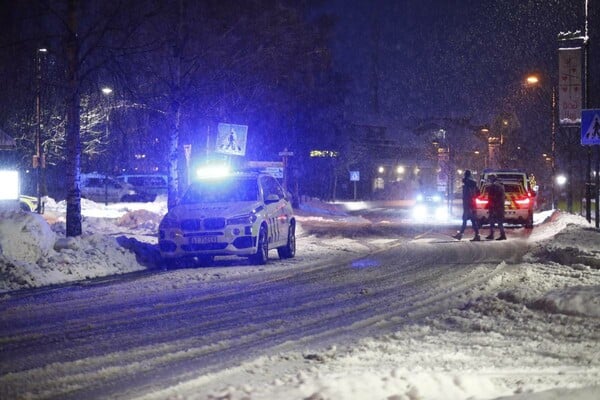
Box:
xmin=216 ymin=123 xmax=248 ymax=156
xmin=581 ymin=110 xmax=600 ymax=145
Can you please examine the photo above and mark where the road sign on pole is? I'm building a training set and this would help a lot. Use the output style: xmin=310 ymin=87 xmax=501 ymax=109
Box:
xmin=581 ymin=109 xmax=600 ymax=145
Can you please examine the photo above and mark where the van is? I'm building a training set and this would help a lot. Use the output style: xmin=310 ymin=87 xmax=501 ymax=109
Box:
xmin=116 ymin=174 xmax=168 ymax=202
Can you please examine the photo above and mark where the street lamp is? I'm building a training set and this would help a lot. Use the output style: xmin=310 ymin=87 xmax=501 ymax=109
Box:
xmin=526 ymin=75 xmax=539 ymax=85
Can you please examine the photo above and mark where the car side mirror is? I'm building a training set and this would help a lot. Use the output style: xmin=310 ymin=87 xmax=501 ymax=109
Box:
xmin=265 ymin=194 xmax=280 ymax=204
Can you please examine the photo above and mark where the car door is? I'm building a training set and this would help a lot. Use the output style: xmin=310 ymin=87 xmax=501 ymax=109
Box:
xmin=259 ymin=175 xmax=288 ymax=246
xmin=105 ymin=178 xmax=123 ymax=202
xmin=83 ymin=177 xmax=103 ymax=202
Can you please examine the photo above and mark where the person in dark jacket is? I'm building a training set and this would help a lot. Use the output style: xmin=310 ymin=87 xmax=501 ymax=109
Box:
xmin=453 ymin=170 xmax=480 ymax=241
xmin=486 ymin=174 xmax=507 ymax=240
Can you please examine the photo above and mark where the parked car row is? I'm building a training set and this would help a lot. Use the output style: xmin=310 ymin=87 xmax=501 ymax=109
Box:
xmin=80 ymin=173 xmax=167 ymax=203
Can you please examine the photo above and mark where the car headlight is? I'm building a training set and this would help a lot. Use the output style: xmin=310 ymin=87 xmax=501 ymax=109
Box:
xmin=227 ymin=213 xmax=257 ymax=225
xmin=412 ymin=205 xmax=427 ymax=219
xmin=435 ymin=206 xmax=448 ymax=220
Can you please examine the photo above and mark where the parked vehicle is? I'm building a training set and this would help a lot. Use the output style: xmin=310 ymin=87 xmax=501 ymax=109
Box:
xmin=158 ymin=169 xmax=295 ymax=266
xmin=80 ymin=173 xmax=138 ymax=203
xmin=19 ymin=195 xmax=39 ymax=212
xmin=117 ymin=174 xmax=167 ymax=202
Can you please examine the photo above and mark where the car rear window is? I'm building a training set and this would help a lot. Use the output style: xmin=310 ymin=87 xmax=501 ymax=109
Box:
xmin=481 ymin=183 xmax=524 ymax=195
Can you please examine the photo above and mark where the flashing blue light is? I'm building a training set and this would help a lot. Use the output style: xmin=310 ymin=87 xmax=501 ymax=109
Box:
xmin=196 ymin=164 xmax=230 ymax=179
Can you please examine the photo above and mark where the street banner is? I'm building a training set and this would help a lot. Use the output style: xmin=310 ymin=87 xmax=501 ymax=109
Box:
xmin=215 ymin=123 xmax=248 ymax=156
xmin=558 ymin=47 xmax=582 ymax=125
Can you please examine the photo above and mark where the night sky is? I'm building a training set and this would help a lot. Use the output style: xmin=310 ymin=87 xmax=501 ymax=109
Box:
xmin=0 ymin=0 xmax=598 ymax=172
xmin=319 ymin=0 xmax=596 ymax=127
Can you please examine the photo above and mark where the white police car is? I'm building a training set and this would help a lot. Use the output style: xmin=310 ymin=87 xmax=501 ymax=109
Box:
xmin=475 ymin=181 xmax=534 ymax=229
xmin=158 ymin=168 xmax=296 ymax=266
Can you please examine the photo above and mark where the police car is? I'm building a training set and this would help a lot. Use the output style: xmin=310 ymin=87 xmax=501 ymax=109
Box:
xmin=475 ymin=180 xmax=534 ymax=229
xmin=158 ymin=167 xmax=296 ymax=266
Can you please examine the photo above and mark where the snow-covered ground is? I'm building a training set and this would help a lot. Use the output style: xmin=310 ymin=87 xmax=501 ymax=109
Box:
xmin=0 ymin=197 xmax=599 ymax=400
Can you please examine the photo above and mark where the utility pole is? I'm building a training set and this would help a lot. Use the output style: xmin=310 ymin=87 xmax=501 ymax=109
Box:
xmin=279 ymin=148 xmax=294 ymax=194
xmin=34 ymin=48 xmax=47 ymax=214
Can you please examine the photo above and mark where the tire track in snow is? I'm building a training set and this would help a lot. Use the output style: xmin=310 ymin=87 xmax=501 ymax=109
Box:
xmin=0 ymin=237 xmax=533 ymax=399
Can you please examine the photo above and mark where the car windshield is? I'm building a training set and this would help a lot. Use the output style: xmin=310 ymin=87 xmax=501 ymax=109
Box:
xmin=181 ymin=177 xmax=259 ymax=204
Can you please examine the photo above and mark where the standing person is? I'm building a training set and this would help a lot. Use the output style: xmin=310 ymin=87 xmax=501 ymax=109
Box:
xmin=486 ymin=174 xmax=507 ymax=240
xmin=453 ymin=170 xmax=480 ymax=241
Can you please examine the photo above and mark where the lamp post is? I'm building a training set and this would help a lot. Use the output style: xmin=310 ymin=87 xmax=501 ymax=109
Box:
xmin=479 ymin=127 xmax=490 ymax=168
xmin=34 ymin=48 xmax=47 ymax=213
xmin=101 ymin=87 xmax=113 ymax=141
xmin=524 ymin=74 xmax=557 ymax=210
xmin=101 ymin=87 xmax=113 ymax=205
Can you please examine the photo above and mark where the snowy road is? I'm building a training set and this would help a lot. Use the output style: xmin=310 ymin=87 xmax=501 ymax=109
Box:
xmin=0 ymin=228 xmax=548 ymax=398
xmin=1 ymin=205 xmax=599 ymax=400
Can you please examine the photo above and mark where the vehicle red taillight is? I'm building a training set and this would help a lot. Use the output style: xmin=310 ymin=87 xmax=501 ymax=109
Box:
xmin=515 ymin=196 xmax=531 ymax=208
xmin=475 ymin=197 xmax=488 ymax=208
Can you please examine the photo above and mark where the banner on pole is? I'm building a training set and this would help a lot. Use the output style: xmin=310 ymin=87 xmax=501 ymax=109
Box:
xmin=558 ymin=47 xmax=582 ymax=125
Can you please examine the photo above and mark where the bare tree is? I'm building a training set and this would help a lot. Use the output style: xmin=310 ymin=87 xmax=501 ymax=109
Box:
xmin=64 ymin=0 xmax=82 ymax=236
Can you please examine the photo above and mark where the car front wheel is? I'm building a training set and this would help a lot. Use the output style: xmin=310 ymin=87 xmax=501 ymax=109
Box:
xmin=250 ymin=225 xmax=269 ymax=265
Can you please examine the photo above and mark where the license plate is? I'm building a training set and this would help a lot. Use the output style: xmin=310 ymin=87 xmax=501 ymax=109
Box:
xmin=190 ymin=236 xmax=217 ymax=244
